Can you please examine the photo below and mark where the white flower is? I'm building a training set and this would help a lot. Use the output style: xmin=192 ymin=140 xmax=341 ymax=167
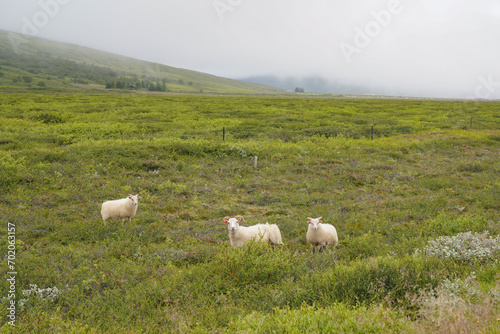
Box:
xmin=19 ymin=284 xmax=64 ymax=308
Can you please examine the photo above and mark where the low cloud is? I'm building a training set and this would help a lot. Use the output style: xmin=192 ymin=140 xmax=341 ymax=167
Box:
xmin=1 ymin=0 xmax=499 ymax=98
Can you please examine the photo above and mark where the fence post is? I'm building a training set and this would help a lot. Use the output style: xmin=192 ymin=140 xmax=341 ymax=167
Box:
xmin=223 ymin=127 xmax=225 ymax=141
xmin=371 ymin=126 xmax=374 ymax=140
xmin=254 ymin=156 xmax=258 ymax=169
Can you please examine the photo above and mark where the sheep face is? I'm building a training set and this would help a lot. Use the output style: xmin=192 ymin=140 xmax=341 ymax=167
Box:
xmin=224 ymin=215 xmax=244 ymax=232
xmin=128 ymin=194 xmax=139 ymax=206
xmin=307 ymin=217 xmax=323 ymax=230
xmin=227 ymin=218 xmax=238 ymax=232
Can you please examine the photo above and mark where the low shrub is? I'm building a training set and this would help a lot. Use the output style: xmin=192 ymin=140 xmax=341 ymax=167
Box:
xmin=413 ymin=273 xmax=500 ymax=333
xmin=416 ymin=231 xmax=500 ymax=262
xmin=207 ymin=243 xmax=301 ymax=287
xmin=225 ymin=303 xmax=412 ymax=333
xmin=426 ymin=215 xmax=490 ymax=236
xmin=340 ymin=232 xmax=392 ymax=260
xmin=0 ymin=151 xmax=26 ymax=187
xmin=296 ymin=255 xmax=463 ymax=312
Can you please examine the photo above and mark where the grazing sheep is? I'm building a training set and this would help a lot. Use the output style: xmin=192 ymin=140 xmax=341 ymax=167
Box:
xmin=306 ymin=217 xmax=338 ymax=254
xmin=101 ymin=194 xmax=139 ymax=226
xmin=223 ymin=215 xmax=284 ymax=247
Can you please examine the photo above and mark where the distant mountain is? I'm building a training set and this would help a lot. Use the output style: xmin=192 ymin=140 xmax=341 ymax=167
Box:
xmin=0 ymin=30 xmax=284 ymax=95
xmin=240 ymin=75 xmax=371 ymax=95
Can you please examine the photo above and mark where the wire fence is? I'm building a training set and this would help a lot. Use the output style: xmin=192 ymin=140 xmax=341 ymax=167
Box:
xmin=15 ymin=117 xmax=491 ymax=143
xmin=129 ymin=116 xmax=491 ymax=143
xmin=210 ymin=117 xmax=482 ymax=142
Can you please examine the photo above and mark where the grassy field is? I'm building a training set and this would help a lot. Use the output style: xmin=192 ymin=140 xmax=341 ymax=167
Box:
xmin=0 ymin=92 xmax=499 ymax=333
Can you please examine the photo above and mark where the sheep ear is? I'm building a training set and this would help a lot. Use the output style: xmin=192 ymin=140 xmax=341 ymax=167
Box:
xmin=317 ymin=217 xmax=323 ymax=223
xmin=223 ymin=216 xmax=230 ymax=224
xmin=236 ymin=215 xmax=243 ymax=222
xmin=307 ymin=217 xmax=313 ymax=223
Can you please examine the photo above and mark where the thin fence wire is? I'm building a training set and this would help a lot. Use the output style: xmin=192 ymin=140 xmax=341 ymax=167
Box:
xmin=193 ymin=120 xmax=486 ymax=142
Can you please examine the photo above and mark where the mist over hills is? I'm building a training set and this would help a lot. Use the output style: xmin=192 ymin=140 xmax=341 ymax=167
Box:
xmin=0 ymin=30 xmax=453 ymax=98
xmin=0 ymin=30 xmax=284 ymax=95
xmin=0 ymin=30 xmax=408 ymax=97
xmin=240 ymin=75 xmax=371 ymax=95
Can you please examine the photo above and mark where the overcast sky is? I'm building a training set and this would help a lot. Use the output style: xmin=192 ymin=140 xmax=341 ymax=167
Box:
xmin=1 ymin=0 xmax=500 ymax=98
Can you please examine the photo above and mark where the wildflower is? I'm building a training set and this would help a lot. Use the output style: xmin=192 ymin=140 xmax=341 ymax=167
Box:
xmin=18 ymin=284 xmax=64 ymax=308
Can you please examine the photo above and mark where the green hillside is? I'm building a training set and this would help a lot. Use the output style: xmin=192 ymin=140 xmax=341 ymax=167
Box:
xmin=0 ymin=30 xmax=284 ymax=94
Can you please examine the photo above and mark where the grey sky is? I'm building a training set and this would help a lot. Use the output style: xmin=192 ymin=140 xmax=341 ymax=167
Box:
xmin=1 ymin=0 xmax=500 ymax=98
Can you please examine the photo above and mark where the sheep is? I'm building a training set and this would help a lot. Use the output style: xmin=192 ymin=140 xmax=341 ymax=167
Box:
xmin=101 ymin=194 xmax=139 ymax=226
xmin=223 ymin=215 xmax=284 ymax=247
xmin=306 ymin=217 xmax=338 ymax=254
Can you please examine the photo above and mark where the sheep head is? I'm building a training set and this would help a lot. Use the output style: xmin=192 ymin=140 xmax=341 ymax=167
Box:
xmin=224 ymin=215 xmax=244 ymax=232
xmin=307 ymin=217 xmax=323 ymax=230
xmin=128 ymin=194 xmax=139 ymax=206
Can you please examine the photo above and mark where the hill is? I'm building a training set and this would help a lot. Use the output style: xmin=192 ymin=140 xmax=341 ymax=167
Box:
xmin=0 ymin=30 xmax=284 ymax=94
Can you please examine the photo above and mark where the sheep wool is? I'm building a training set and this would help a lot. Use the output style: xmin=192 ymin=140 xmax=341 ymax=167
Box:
xmin=306 ymin=217 xmax=338 ymax=253
xmin=101 ymin=194 xmax=139 ymax=226
xmin=267 ymin=223 xmax=284 ymax=245
xmin=223 ymin=215 xmax=284 ymax=247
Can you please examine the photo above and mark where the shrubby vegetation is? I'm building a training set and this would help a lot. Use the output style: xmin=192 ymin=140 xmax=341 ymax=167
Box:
xmin=0 ymin=93 xmax=499 ymax=332
xmin=417 ymin=231 xmax=500 ymax=262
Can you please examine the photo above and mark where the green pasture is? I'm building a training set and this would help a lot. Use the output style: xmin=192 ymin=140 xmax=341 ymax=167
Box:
xmin=0 ymin=93 xmax=499 ymax=332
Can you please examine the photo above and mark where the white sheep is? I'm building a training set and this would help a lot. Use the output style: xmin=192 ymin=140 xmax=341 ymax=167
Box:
xmin=306 ymin=217 xmax=338 ymax=254
xmin=101 ymin=194 xmax=139 ymax=226
xmin=223 ymin=215 xmax=283 ymax=247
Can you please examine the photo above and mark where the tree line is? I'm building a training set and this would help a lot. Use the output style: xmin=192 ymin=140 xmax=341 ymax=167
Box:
xmin=105 ymin=79 xmax=168 ymax=92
